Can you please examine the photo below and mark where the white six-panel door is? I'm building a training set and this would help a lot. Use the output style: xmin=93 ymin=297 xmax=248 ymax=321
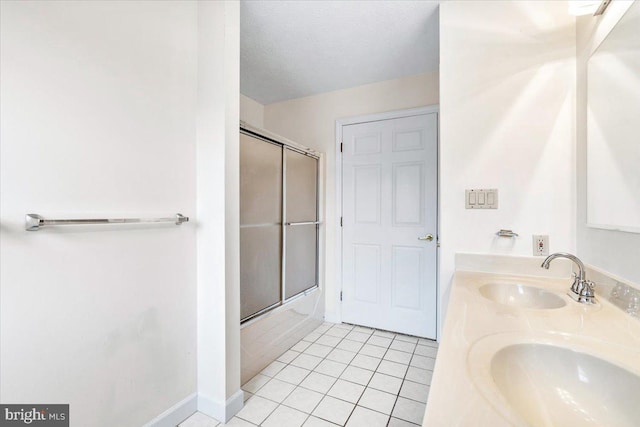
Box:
xmin=341 ymin=113 xmax=438 ymax=338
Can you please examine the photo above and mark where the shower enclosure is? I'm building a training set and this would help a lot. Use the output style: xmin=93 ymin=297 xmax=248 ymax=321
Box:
xmin=240 ymin=127 xmax=319 ymax=322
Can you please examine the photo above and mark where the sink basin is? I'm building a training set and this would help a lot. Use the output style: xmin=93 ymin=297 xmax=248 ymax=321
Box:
xmin=491 ymin=343 xmax=640 ymax=426
xmin=479 ymin=283 xmax=566 ymax=309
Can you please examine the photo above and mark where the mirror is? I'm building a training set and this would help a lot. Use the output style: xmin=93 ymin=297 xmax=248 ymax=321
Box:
xmin=587 ymin=1 xmax=640 ymax=232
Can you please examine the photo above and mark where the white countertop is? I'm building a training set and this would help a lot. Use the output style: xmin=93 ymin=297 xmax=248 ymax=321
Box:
xmin=423 ymin=262 xmax=640 ymax=426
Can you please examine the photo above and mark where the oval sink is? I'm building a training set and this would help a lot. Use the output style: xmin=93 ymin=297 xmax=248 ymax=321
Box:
xmin=492 ymin=344 xmax=640 ymax=426
xmin=479 ymin=283 xmax=566 ymax=309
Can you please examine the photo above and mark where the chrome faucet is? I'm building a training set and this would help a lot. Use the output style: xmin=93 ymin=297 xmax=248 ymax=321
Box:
xmin=541 ymin=252 xmax=596 ymax=304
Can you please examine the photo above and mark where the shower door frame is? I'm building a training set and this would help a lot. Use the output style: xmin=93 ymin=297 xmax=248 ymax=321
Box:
xmin=240 ymin=124 xmax=322 ymax=324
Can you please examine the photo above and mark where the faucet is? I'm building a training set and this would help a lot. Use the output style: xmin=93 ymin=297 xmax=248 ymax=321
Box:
xmin=541 ymin=252 xmax=596 ymax=304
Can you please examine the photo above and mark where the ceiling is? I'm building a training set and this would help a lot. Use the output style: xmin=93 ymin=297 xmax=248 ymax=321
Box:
xmin=240 ymin=0 xmax=440 ymax=105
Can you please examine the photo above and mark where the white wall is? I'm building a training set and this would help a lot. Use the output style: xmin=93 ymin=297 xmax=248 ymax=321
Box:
xmin=576 ymin=0 xmax=640 ymax=284
xmin=240 ymin=94 xmax=265 ymax=128
xmin=263 ymin=72 xmax=439 ymax=323
xmin=439 ymin=1 xmax=576 ymax=329
xmin=196 ymin=0 xmax=243 ymax=422
xmin=0 ymin=1 xmax=198 ymax=426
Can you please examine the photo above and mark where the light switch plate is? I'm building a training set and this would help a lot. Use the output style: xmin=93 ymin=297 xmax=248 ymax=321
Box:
xmin=466 ymin=189 xmax=498 ymax=209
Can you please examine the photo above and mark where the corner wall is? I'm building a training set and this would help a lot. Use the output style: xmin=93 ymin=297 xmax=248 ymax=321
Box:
xmin=576 ymin=0 xmax=640 ymax=284
xmin=0 ymin=2 xmax=198 ymax=425
xmin=263 ymin=72 xmax=439 ymax=324
xmin=439 ymin=1 xmax=576 ymax=329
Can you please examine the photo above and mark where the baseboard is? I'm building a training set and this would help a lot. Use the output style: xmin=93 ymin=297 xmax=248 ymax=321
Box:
xmin=198 ymin=389 xmax=244 ymax=423
xmin=143 ymin=392 xmax=197 ymax=427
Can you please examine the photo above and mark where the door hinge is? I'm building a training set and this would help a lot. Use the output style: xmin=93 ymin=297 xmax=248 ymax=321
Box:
xmin=340 ymin=217 xmax=343 ymax=227
xmin=340 ymin=291 xmax=343 ymax=301
xmin=340 ymin=142 xmax=343 ymax=153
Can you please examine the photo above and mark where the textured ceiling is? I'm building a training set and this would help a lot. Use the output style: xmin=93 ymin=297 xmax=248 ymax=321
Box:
xmin=240 ymin=0 xmax=440 ymax=105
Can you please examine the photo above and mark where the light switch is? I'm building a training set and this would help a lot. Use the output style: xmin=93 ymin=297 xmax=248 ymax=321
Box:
xmin=469 ymin=192 xmax=477 ymax=204
xmin=466 ymin=188 xmax=498 ymax=209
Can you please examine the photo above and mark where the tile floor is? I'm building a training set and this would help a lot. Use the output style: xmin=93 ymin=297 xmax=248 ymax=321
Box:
xmin=179 ymin=322 xmax=438 ymax=427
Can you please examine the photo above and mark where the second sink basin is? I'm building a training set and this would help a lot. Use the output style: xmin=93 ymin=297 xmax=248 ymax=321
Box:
xmin=492 ymin=343 xmax=640 ymax=426
xmin=479 ymin=282 xmax=566 ymax=309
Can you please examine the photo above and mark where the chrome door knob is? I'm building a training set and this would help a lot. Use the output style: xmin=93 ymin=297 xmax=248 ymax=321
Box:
xmin=418 ymin=234 xmax=434 ymax=241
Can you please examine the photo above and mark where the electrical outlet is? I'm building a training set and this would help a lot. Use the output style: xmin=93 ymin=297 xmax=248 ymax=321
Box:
xmin=533 ymin=235 xmax=549 ymax=256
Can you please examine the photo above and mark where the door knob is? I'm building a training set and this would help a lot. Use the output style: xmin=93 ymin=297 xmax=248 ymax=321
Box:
xmin=418 ymin=234 xmax=434 ymax=241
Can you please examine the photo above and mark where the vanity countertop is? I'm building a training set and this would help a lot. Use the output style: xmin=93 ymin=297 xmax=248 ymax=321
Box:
xmin=422 ymin=268 xmax=640 ymax=426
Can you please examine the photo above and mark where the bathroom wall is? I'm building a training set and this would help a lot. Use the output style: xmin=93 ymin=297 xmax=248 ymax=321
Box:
xmin=576 ymin=0 xmax=640 ymax=285
xmin=263 ymin=71 xmax=439 ymax=323
xmin=240 ymin=94 xmax=265 ymax=128
xmin=0 ymin=1 xmax=237 ymax=425
xmin=439 ymin=1 xmax=577 ymax=327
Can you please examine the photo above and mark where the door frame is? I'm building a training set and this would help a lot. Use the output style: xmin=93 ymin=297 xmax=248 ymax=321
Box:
xmin=334 ymin=105 xmax=440 ymax=339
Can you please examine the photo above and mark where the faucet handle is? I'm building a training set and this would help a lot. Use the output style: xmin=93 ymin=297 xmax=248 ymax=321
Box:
xmin=579 ymin=280 xmax=596 ymax=298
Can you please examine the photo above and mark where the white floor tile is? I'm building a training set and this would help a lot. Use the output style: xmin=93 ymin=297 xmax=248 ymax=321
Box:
xmin=292 ymin=340 xmax=312 ymax=352
xmin=291 ymin=353 xmax=324 ymax=370
xmin=261 ymin=360 xmax=287 ymax=377
xmin=399 ymin=380 xmax=430 ymax=403
xmin=302 ymin=415 xmax=340 ymax=426
xmin=417 ymin=338 xmax=438 ymax=348
xmin=179 ymin=411 xmax=219 ymax=427
xmin=221 ymin=417 xmax=256 ymax=426
xmin=325 ymin=328 xmax=350 ymax=338
xmin=235 ymin=396 xmax=278 ymax=425
xmin=413 ymin=344 xmax=437 ymax=358
xmin=358 ymin=344 xmax=386 ymax=358
xmin=304 ymin=343 xmax=334 ymax=358
xmin=299 ymin=371 xmax=338 ymax=394
xmin=326 ymin=348 xmax=357 ymax=364
xmin=282 ymin=387 xmax=324 ymax=414
xmin=316 ymin=334 xmax=342 ymax=347
xmin=313 ymin=324 xmax=332 ymax=335
xmin=345 ymin=331 xmax=370 ymax=343
xmin=351 ymin=326 xmax=374 ymax=335
xmin=368 ymin=372 xmax=403 ymax=395
xmin=410 ymin=354 xmax=435 ymax=370
xmin=242 ymin=373 xmax=270 ymax=393
xmin=278 ymin=350 xmax=301 ymax=364
xmin=336 ymin=339 xmax=364 ymax=353
xmin=255 ymin=378 xmax=297 ymax=403
xmin=389 ymin=340 xmax=416 ymax=354
xmin=366 ymin=336 xmax=392 ymax=348
xmin=372 ymin=330 xmax=395 ymax=339
xmin=339 ymin=365 xmax=374 ymax=386
xmin=404 ymin=367 xmax=433 ymax=385
xmin=275 ymin=365 xmax=312 ymax=385
xmin=314 ymin=359 xmax=348 ymax=378
xmin=345 ymin=406 xmax=389 ymax=427
xmin=394 ymin=335 xmax=419 ymax=344
xmin=350 ymin=354 xmax=381 ymax=371
xmin=303 ymin=332 xmax=322 ymax=342
xmin=376 ymin=360 xmax=408 ymax=378
xmin=243 ymin=392 xmax=253 ymax=402
xmin=383 ymin=349 xmax=412 ymax=365
xmin=327 ymin=379 xmax=365 ymax=403
xmin=333 ymin=323 xmax=354 ymax=330
xmin=262 ymin=405 xmax=308 ymax=427
xmin=387 ymin=417 xmax=419 ymax=427
xmin=391 ymin=397 xmax=426 ymax=425
xmin=312 ymin=396 xmax=355 ymax=426
xmin=357 ymin=388 xmax=397 ymax=415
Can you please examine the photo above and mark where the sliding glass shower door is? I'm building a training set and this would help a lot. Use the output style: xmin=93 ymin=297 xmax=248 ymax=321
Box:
xmin=240 ymin=129 xmax=319 ymax=322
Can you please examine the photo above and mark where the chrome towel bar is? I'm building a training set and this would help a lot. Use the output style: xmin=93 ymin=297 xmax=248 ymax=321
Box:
xmin=284 ymin=221 xmax=321 ymax=226
xmin=25 ymin=213 xmax=189 ymax=231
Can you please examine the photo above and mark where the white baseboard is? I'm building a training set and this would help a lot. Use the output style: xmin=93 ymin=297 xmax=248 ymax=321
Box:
xmin=143 ymin=392 xmax=197 ymax=427
xmin=198 ymin=389 xmax=244 ymax=423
